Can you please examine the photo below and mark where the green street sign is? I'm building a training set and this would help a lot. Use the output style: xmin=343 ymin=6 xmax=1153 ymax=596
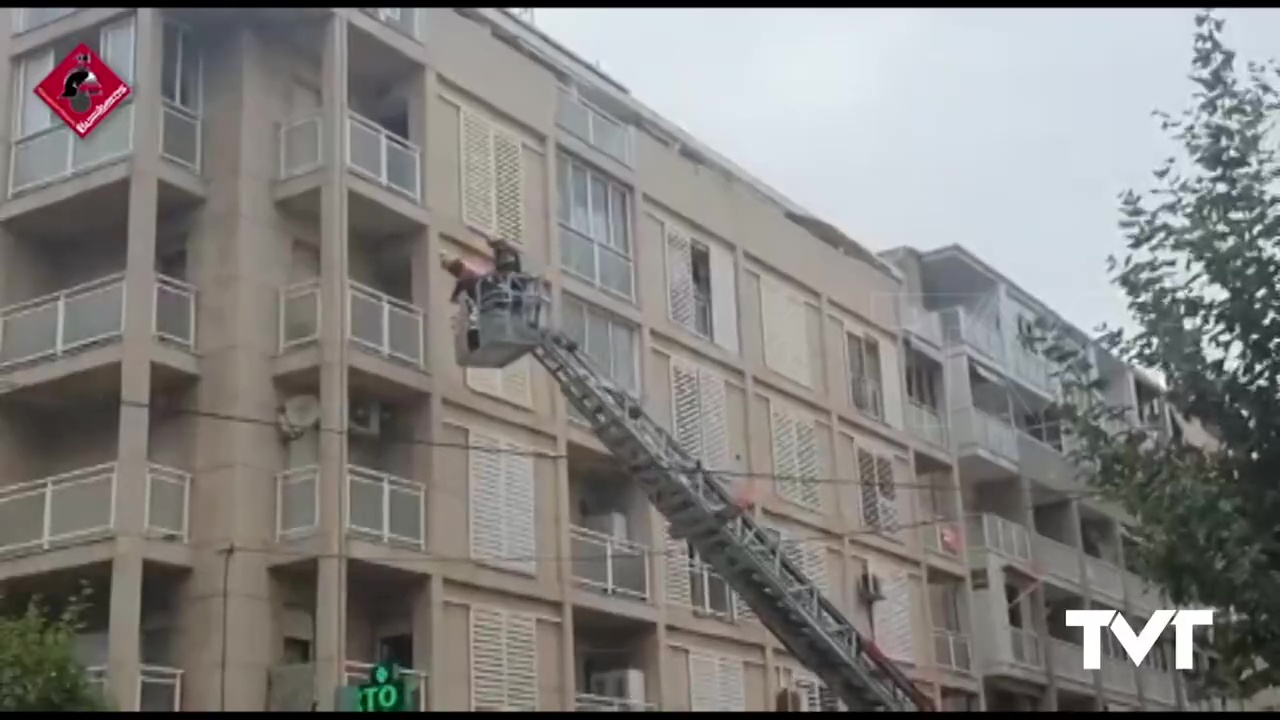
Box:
xmin=356 ymin=663 xmax=407 ymax=712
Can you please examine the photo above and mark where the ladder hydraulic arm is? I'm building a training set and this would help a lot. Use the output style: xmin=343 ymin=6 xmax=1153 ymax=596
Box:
xmin=453 ymin=268 xmax=933 ymax=712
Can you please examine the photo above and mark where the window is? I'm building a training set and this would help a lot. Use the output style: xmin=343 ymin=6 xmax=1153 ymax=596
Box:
xmin=669 ymin=357 xmax=728 ymax=470
xmin=466 ymin=357 xmax=533 ymax=408
xmin=161 ymin=22 xmax=200 ymax=114
xmin=468 ymin=431 xmax=536 ymax=575
xmin=687 ymin=653 xmax=746 ymax=712
xmin=470 ymin=606 xmax=537 ymax=711
xmin=905 ymin=354 xmax=939 ymax=410
xmin=846 ymin=332 xmax=884 ymax=419
xmin=14 ymin=8 xmax=76 ymax=34
xmin=664 ymin=221 xmax=739 ymax=353
xmin=759 ymin=278 xmax=810 ymax=386
xmin=857 ymin=447 xmax=899 ymax=535
xmin=871 ymin=570 xmax=915 ymax=664
xmin=556 ymin=87 xmax=630 ymax=165
xmin=562 ymin=295 xmax=638 ymax=393
xmin=461 ymin=109 xmax=525 ymax=244
xmin=769 ymin=404 xmax=821 ymax=511
xmin=664 ymin=524 xmax=736 ymax=619
xmin=557 ymin=153 xmax=633 ymax=299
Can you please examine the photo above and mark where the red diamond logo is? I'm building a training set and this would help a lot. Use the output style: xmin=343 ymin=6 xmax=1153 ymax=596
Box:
xmin=34 ymin=43 xmax=131 ymax=139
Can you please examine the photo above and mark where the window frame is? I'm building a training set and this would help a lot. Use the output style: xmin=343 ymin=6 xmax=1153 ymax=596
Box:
xmin=561 ymin=294 xmax=640 ymax=394
xmin=161 ymin=19 xmax=202 ymax=115
xmin=557 ymin=152 xmax=635 ymax=301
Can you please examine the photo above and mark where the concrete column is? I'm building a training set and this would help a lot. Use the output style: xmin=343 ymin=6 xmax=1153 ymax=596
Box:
xmin=313 ymin=12 xmax=350 ymax=711
xmin=106 ymin=8 xmax=162 ymax=710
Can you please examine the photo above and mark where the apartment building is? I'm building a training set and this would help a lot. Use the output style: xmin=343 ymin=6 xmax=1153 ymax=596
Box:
xmin=0 ymin=6 xmax=989 ymax=712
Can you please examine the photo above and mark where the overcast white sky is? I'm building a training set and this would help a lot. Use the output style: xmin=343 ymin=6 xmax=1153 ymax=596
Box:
xmin=531 ymin=8 xmax=1280 ymax=335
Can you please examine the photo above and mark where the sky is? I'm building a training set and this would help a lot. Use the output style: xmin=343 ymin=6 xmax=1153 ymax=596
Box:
xmin=530 ymin=7 xmax=1280 ymax=336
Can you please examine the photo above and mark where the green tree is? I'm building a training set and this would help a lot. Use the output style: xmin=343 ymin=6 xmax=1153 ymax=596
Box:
xmin=1026 ymin=8 xmax=1280 ymax=700
xmin=0 ymin=588 xmax=109 ymax=711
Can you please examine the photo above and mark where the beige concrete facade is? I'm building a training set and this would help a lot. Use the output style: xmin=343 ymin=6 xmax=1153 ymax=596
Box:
xmin=0 ymin=7 xmax=1236 ymax=713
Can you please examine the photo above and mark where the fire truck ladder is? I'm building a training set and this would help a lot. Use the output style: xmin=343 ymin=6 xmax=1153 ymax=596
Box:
xmin=456 ymin=275 xmax=932 ymax=712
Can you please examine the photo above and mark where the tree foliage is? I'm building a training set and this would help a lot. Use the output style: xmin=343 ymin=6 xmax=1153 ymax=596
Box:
xmin=0 ymin=587 xmax=109 ymax=711
xmin=1024 ymin=8 xmax=1280 ymax=699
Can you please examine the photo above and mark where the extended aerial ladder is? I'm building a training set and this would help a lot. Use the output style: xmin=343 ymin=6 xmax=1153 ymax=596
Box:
xmin=450 ymin=256 xmax=933 ymax=712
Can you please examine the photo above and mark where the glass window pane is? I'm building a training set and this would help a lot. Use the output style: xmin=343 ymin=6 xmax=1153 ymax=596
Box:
xmin=587 ymin=310 xmax=610 ymax=372
xmin=161 ymin=23 xmax=179 ymax=103
xmin=612 ymin=324 xmax=637 ymax=391
xmin=101 ymin=18 xmax=136 ymax=85
xmin=556 ymin=154 xmax=571 ymax=224
xmin=562 ymin=296 xmax=585 ymax=345
xmin=589 ymin=174 xmax=609 ymax=242
xmin=570 ymin=163 xmax=590 ymax=232
xmin=21 ymin=51 xmax=55 ymax=136
xmin=560 ymin=227 xmax=595 ymax=281
xmin=179 ymin=29 xmax=200 ymax=111
xmin=608 ymin=186 xmax=629 ymax=254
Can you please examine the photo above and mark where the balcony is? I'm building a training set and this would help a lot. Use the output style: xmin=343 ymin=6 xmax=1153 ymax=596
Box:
xmin=345 ymin=465 xmax=424 ymax=548
xmin=1085 ymin=555 xmax=1124 ymax=600
xmin=10 ymin=103 xmax=134 ymax=196
xmin=1009 ymin=345 xmax=1052 ymax=393
xmin=1049 ymin=639 xmax=1092 ymax=685
xmin=575 ymin=694 xmax=656 ymax=712
xmin=1033 ymin=534 xmax=1083 ymax=587
xmin=952 ymin=408 xmax=1018 ymax=464
xmin=343 ymin=660 xmax=428 ymax=711
xmin=557 ymin=89 xmax=632 ymax=166
xmin=1101 ymin=656 xmax=1137 ymax=694
xmin=0 ymin=273 xmax=196 ymax=372
xmin=87 ymin=663 xmax=184 ymax=711
xmin=933 ymin=630 xmax=972 ymax=673
xmin=1123 ymin=571 xmax=1165 ymax=612
xmin=1142 ymin=667 xmax=1176 ymax=706
xmin=275 ymin=466 xmax=319 ymax=541
xmin=0 ymin=462 xmax=192 ymax=557
xmin=279 ymin=280 xmax=320 ymax=352
xmin=923 ymin=520 xmax=962 ymax=558
xmin=346 ymin=112 xmax=421 ymax=201
xmin=672 ymin=556 xmax=736 ymax=621
xmin=966 ymin=513 xmax=1032 ymax=564
xmin=348 ymin=282 xmax=424 ymax=368
xmin=161 ymin=101 xmax=201 ymax=173
xmin=279 ymin=116 xmax=323 ymax=180
xmin=940 ymin=307 xmax=1005 ymax=363
xmin=903 ymin=306 xmax=945 ymax=348
xmin=905 ymin=399 xmax=948 ymax=448
xmin=569 ymin=526 xmax=650 ymax=601
xmin=1007 ymin=626 xmax=1042 ymax=669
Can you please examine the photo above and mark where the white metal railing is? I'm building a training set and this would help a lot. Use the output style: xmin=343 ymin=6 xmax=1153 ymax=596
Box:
xmin=1102 ymin=655 xmax=1136 ymax=693
xmin=850 ymin=375 xmax=884 ymax=420
xmin=1142 ymin=667 xmax=1176 ymax=704
xmin=0 ymin=273 xmax=125 ymax=369
xmin=967 ymin=513 xmax=1032 ymax=562
xmin=905 ymin=399 xmax=948 ymax=447
xmin=575 ymin=693 xmax=656 ymax=712
xmin=279 ymin=116 xmax=323 ymax=179
xmin=276 ymin=466 xmax=319 ymax=541
xmin=10 ymin=102 xmax=134 ymax=196
xmin=366 ymin=8 xmax=422 ymax=40
xmin=954 ymin=408 xmax=1018 ymax=462
xmin=346 ymin=112 xmax=421 ymax=201
xmin=13 ymin=7 xmax=77 ymax=33
xmin=344 ymin=660 xmax=428 ymax=711
xmin=345 ymin=465 xmax=424 ymax=547
xmin=86 ymin=664 xmax=108 ymax=700
xmin=1007 ymin=626 xmax=1042 ymax=668
xmin=1086 ymin=555 xmax=1125 ymax=598
xmin=933 ymin=630 xmax=972 ymax=672
xmin=1034 ymin=534 xmax=1082 ymax=584
xmin=279 ymin=280 xmax=321 ymax=352
xmin=138 ymin=664 xmax=183 ymax=711
xmin=1050 ymin=639 xmax=1092 ymax=684
xmin=569 ymin=526 xmax=650 ymax=601
xmin=0 ymin=463 xmax=116 ymax=556
xmin=154 ymin=274 xmax=196 ymax=350
xmin=685 ymin=558 xmax=735 ymax=619
xmin=940 ymin=306 xmax=1005 ymax=362
xmin=161 ymin=101 xmax=201 ymax=172
xmin=1009 ymin=345 xmax=1052 ymax=391
xmin=557 ymin=89 xmax=632 ymax=166
xmin=902 ymin=305 xmax=944 ymax=347
xmin=145 ymin=464 xmax=191 ymax=542
xmin=347 ymin=282 xmax=424 ymax=367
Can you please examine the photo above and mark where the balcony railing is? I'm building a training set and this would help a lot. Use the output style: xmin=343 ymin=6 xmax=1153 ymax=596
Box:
xmin=923 ymin=520 xmax=961 ymax=557
xmin=1142 ymin=667 xmax=1176 ymax=705
xmin=0 ymin=463 xmax=115 ymax=556
xmin=1009 ymin=345 xmax=1052 ymax=392
xmin=346 ymin=112 xmax=421 ymax=201
xmin=1008 ymin=626 xmax=1042 ymax=668
xmin=13 ymin=7 xmax=77 ymax=33
xmin=1124 ymin=571 xmax=1165 ymax=612
xmin=344 ymin=660 xmax=427 ymax=711
xmin=569 ymin=526 xmax=650 ymax=601
xmin=940 ymin=306 xmax=1005 ymax=362
xmin=953 ymin=408 xmax=1018 ymax=462
xmin=365 ymin=8 xmax=423 ymax=40
xmin=0 ymin=274 xmax=125 ymax=369
xmin=902 ymin=305 xmax=944 ymax=347
xmin=85 ymin=664 xmax=183 ymax=711
xmin=1101 ymin=655 xmax=1136 ymax=693
xmin=933 ymin=630 xmax=972 ymax=672
xmin=161 ymin=101 xmax=201 ymax=172
xmin=905 ymin=399 xmax=948 ymax=448
xmin=1050 ymin=639 xmax=1092 ymax=684
xmin=145 ymin=464 xmax=191 ymax=542
xmin=966 ymin=513 xmax=1032 ymax=562
xmin=279 ymin=116 xmax=323 ymax=179
xmin=1086 ymin=555 xmax=1124 ymax=599
xmin=346 ymin=465 xmax=424 ymax=548
xmin=348 ymin=282 xmax=424 ymax=367
xmin=154 ymin=274 xmax=197 ymax=350
xmin=575 ymin=693 xmax=656 ymax=712
xmin=10 ymin=103 xmax=134 ymax=196
xmin=681 ymin=558 xmax=735 ymax=620
xmin=279 ymin=280 xmax=320 ymax=351
xmin=1034 ymin=533 xmax=1083 ymax=585
xmin=557 ymin=89 xmax=632 ymax=166
xmin=276 ymin=466 xmax=319 ymax=541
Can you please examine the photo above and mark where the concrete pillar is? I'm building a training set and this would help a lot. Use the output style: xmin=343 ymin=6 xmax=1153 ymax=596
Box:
xmin=313 ymin=12 xmax=350 ymax=711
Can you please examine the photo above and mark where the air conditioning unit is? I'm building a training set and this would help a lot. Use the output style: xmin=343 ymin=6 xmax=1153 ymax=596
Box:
xmin=589 ymin=668 xmax=645 ymax=705
xmin=859 ymin=571 xmax=884 ymax=603
xmin=350 ymin=401 xmax=383 ymax=437
xmin=584 ymin=512 xmax=629 ymax=541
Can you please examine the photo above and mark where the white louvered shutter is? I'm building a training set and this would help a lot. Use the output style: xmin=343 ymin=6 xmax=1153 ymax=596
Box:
xmin=670 ymin=359 xmax=703 ymax=460
xmin=760 ymin=281 xmax=788 ymax=377
xmin=795 ymin=675 xmax=822 ymax=712
xmin=873 ymin=573 xmax=915 ymax=664
xmin=503 ymin=447 xmax=536 ymax=574
xmin=786 ymin=294 xmax=812 ymax=387
xmin=470 ymin=606 xmax=506 ymax=710
xmin=688 ymin=653 xmax=719 ymax=711
xmin=504 ymin=613 xmax=538 ymax=710
xmin=733 ymin=589 xmax=756 ymax=624
xmin=666 ymin=226 xmax=696 ymax=331
xmin=771 ymin=406 xmax=800 ymax=504
xmin=875 ymin=456 xmax=900 ymax=533
xmin=460 ymin=110 xmax=496 ymax=234
xmin=501 ymin=357 xmax=533 ymax=407
xmin=858 ymin=447 xmax=881 ymax=531
xmin=469 ymin=433 xmax=506 ymax=563
xmin=665 ymin=524 xmax=692 ymax=605
xmin=804 ymin=542 xmax=830 ymax=595
xmin=492 ymin=130 xmax=525 ymax=244
xmin=698 ymin=368 xmax=728 ymax=471
xmin=466 ymin=367 xmax=504 ymax=398
xmin=794 ymin=417 xmax=821 ymax=511
xmin=717 ymin=657 xmax=746 ymax=712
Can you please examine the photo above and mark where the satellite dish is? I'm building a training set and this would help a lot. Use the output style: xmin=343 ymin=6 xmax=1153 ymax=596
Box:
xmin=279 ymin=395 xmax=321 ymax=440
